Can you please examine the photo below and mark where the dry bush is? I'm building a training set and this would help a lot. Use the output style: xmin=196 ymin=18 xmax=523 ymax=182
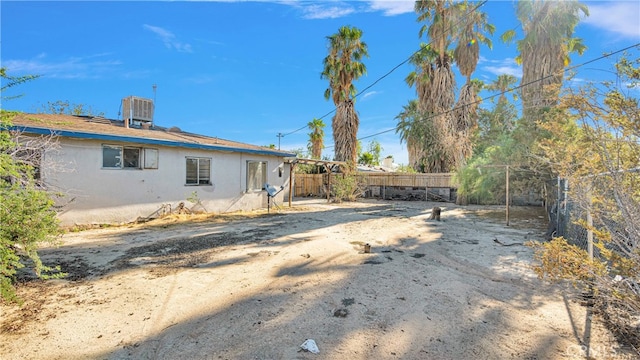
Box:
xmin=330 ymin=172 xmax=366 ymax=202
xmin=531 ymin=236 xmax=640 ymax=353
xmin=531 ymin=54 xmax=640 ymax=353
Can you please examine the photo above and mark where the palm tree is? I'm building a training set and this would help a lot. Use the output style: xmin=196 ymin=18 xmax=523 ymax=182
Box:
xmin=395 ymin=100 xmax=423 ymax=170
xmin=321 ymin=26 xmax=368 ymax=164
xmin=452 ymin=1 xmax=494 ymax=85
xmin=502 ymin=0 xmax=588 ymax=123
xmin=453 ymin=79 xmax=483 ymax=165
xmin=485 ymin=74 xmax=518 ymax=104
xmin=451 ymin=1 xmax=495 ymax=168
xmin=412 ymin=0 xmax=494 ymax=172
xmin=415 ymin=0 xmax=457 ymax=112
xmin=307 ymin=118 xmax=325 ymax=159
xmin=395 ymin=100 xmax=448 ymax=172
xmin=413 ymin=1 xmax=456 ymax=172
xmin=403 ymin=45 xmax=438 ymax=171
xmin=485 ymin=75 xmax=518 ymax=132
xmin=405 ymin=43 xmax=438 ymax=113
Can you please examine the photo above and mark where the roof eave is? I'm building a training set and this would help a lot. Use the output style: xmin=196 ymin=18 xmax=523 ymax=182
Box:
xmin=11 ymin=126 xmax=296 ymax=157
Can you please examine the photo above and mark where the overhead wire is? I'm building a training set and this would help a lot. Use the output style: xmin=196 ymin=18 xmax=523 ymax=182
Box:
xmin=279 ymin=2 xmax=639 ymax=154
xmin=344 ymin=42 xmax=640 ymax=146
xmin=280 ymin=1 xmax=488 ymax=139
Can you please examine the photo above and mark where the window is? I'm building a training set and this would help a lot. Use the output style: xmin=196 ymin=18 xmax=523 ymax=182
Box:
xmin=123 ymin=148 xmax=140 ymax=168
xmin=186 ymin=157 xmax=211 ymax=185
xmin=102 ymin=145 xmax=121 ymax=168
xmin=144 ymin=148 xmax=159 ymax=169
xmin=102 ymin=145 xmax=141 ymax=169
xmin=247 ymin=161 xmax=267 ymax=191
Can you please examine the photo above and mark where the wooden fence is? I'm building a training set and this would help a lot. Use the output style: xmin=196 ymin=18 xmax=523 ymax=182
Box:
xmin=294 ymin=172 xmax=456 ymax=198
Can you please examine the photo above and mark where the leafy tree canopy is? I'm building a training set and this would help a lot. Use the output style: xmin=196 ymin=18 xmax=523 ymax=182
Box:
xmin=1 ymin=69 xmax=65 ymax=303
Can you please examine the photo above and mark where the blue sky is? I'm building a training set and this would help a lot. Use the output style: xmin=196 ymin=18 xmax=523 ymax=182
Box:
xmin=2 ymin=1 xmax=639 ymax=165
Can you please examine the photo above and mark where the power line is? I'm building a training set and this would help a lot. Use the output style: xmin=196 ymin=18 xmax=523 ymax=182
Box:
xmin=278 ymin=2 xmax=638 ymax=155
xmin=279 ymin=1 xmax=488 ymax=140
xmin=325 ymin=42 xmax=640 ymax=150
xmin=281 ymin=106 xmax=336 ymax=137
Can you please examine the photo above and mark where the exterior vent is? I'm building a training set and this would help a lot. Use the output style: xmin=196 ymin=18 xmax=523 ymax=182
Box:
xmin=122 ymin=96 xmax=154 ymax=123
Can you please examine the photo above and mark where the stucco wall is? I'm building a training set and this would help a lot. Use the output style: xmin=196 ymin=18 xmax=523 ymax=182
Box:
xmin=44 ymin=138 xmax=290 ymax=225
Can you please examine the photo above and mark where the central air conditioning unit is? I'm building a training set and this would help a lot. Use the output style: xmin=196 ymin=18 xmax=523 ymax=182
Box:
xmin=122 ymin=96 xmax=154 ymax=125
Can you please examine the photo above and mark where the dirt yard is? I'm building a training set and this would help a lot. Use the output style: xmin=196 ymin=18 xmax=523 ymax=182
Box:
xmin=0 ymin=199 xmax=630 ymax=359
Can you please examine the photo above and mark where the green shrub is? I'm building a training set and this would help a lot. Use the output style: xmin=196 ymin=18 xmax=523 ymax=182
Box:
xmin=1 ymin=111 xmax=64 ymax=303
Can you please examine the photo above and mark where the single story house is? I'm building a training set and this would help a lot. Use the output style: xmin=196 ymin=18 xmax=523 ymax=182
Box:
xmin=8 ymin=109 xmax=295 ymax=226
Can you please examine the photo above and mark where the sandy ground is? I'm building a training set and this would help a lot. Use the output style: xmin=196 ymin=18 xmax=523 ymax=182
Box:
xmin=0 ymin=199 xmax=630 ymax=360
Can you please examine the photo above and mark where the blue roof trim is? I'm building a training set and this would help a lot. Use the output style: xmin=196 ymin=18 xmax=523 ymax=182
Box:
xmin=12 ymin=126 xmax=296 ymax=157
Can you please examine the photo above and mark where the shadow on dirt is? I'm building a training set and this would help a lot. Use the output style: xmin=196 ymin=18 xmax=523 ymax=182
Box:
xmin=35 ymin=202 xmax=415 ymax=281
xmin=5 ymin=199 xmax=606 ymax=359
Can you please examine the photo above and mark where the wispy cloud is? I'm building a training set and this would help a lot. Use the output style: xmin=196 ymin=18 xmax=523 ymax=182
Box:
xmin=143 ymin=24 xmax=193 ymax=52
xmin=3 ymin=54 xmax=123 ymax=79
xmin=480 ymin=57 xmax=522 ymax=78
xmin=583 ymin=2 xmax=640 ymax=39
xmin=361 ymin=90 xmax=381 ymax=100
xmin=300 ymin=4 xmax=355 ymax=19
xmin=367 ymin=0 xmax=414 ymax=16
xmin=279 ymin=0 xmax=413 ymax=19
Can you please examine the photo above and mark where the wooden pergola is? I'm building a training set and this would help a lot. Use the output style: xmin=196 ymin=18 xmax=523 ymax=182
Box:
xmin=285 ymin=158 xmax=347 ymax=206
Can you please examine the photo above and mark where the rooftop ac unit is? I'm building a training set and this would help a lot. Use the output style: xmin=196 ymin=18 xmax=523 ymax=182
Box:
xmin=122 ymin=96 xmax=154 ymax=122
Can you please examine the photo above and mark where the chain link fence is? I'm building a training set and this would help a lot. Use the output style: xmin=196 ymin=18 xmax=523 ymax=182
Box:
xmin=547 ymin=175 xmax=639 ymax=352
xmin=552 ymin=178 xmax=592 ymax=252
xmin=551 ymin=176 xmax=638 ymax=259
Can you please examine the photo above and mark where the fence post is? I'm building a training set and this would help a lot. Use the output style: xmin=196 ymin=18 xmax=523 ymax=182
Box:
xmin=288 ymin=163 xmax=294 ymax=207
xmin=587 ymin=189 xmax=593 ymax=260
xmin=506 ymin=165 xmax=510 ymax=226
xmin=557 ymin=176 xmax=561 ymax=232
xmin=326 ymin=171 xmax=331 ymax=202
xmin=383 ymin=177 xmax=386 ymax=200
xmin=557 ymin=177 xmax=569 ymax=238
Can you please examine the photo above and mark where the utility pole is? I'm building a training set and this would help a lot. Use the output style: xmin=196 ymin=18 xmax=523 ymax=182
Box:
xmin=152 ymin=84 xmax=157 ymax=123
xmin=277 ymin=132 xmax=284 ymax=150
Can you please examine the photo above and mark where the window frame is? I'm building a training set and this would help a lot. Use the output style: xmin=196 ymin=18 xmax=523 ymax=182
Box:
xmin=122 ymin=147 xmax=141 ymax=169
xmin=185 ymin=157 xmax=212 ymax=186
xmin=144 ymin=148 xmax=159 ymax=169
xmin=246 ymin=160 xmax=267 ymax=192
xmin=101 ymin=145 xmax=141 ymax=169
xmin=102 ymin=144 xmax=156 ymax=170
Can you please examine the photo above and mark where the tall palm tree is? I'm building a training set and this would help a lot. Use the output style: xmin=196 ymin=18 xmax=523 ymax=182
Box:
xmin=452 ymin=1 xmax=494 ymax=85
xmin=412 ymin=0 xmax=494 ymax=172
xmin=405 ymin=43 xmax=438 ymax=113
xmin=451 ymin=1 xmax=494 ymax=168
xmin=321 ymin=26 xmax=368 ymax=164
xmin=413 ymin=1 xmax=456 ymax=173
xmin=403 ymin=45 xmax=437 ymax=171
xmin=502 ymin=0 xmax=588 ymax=123
xmin=453 ymin=79 xmax=483 ymax=165
xmin=307 ymin=118 xmax=325 ymax=159
xmin=415 ymin=0 xmax=458 ymax=112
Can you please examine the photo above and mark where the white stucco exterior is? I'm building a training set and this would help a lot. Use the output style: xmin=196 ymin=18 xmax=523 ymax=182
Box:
xmin=43 ymin=138 xmax=291 ymax=225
